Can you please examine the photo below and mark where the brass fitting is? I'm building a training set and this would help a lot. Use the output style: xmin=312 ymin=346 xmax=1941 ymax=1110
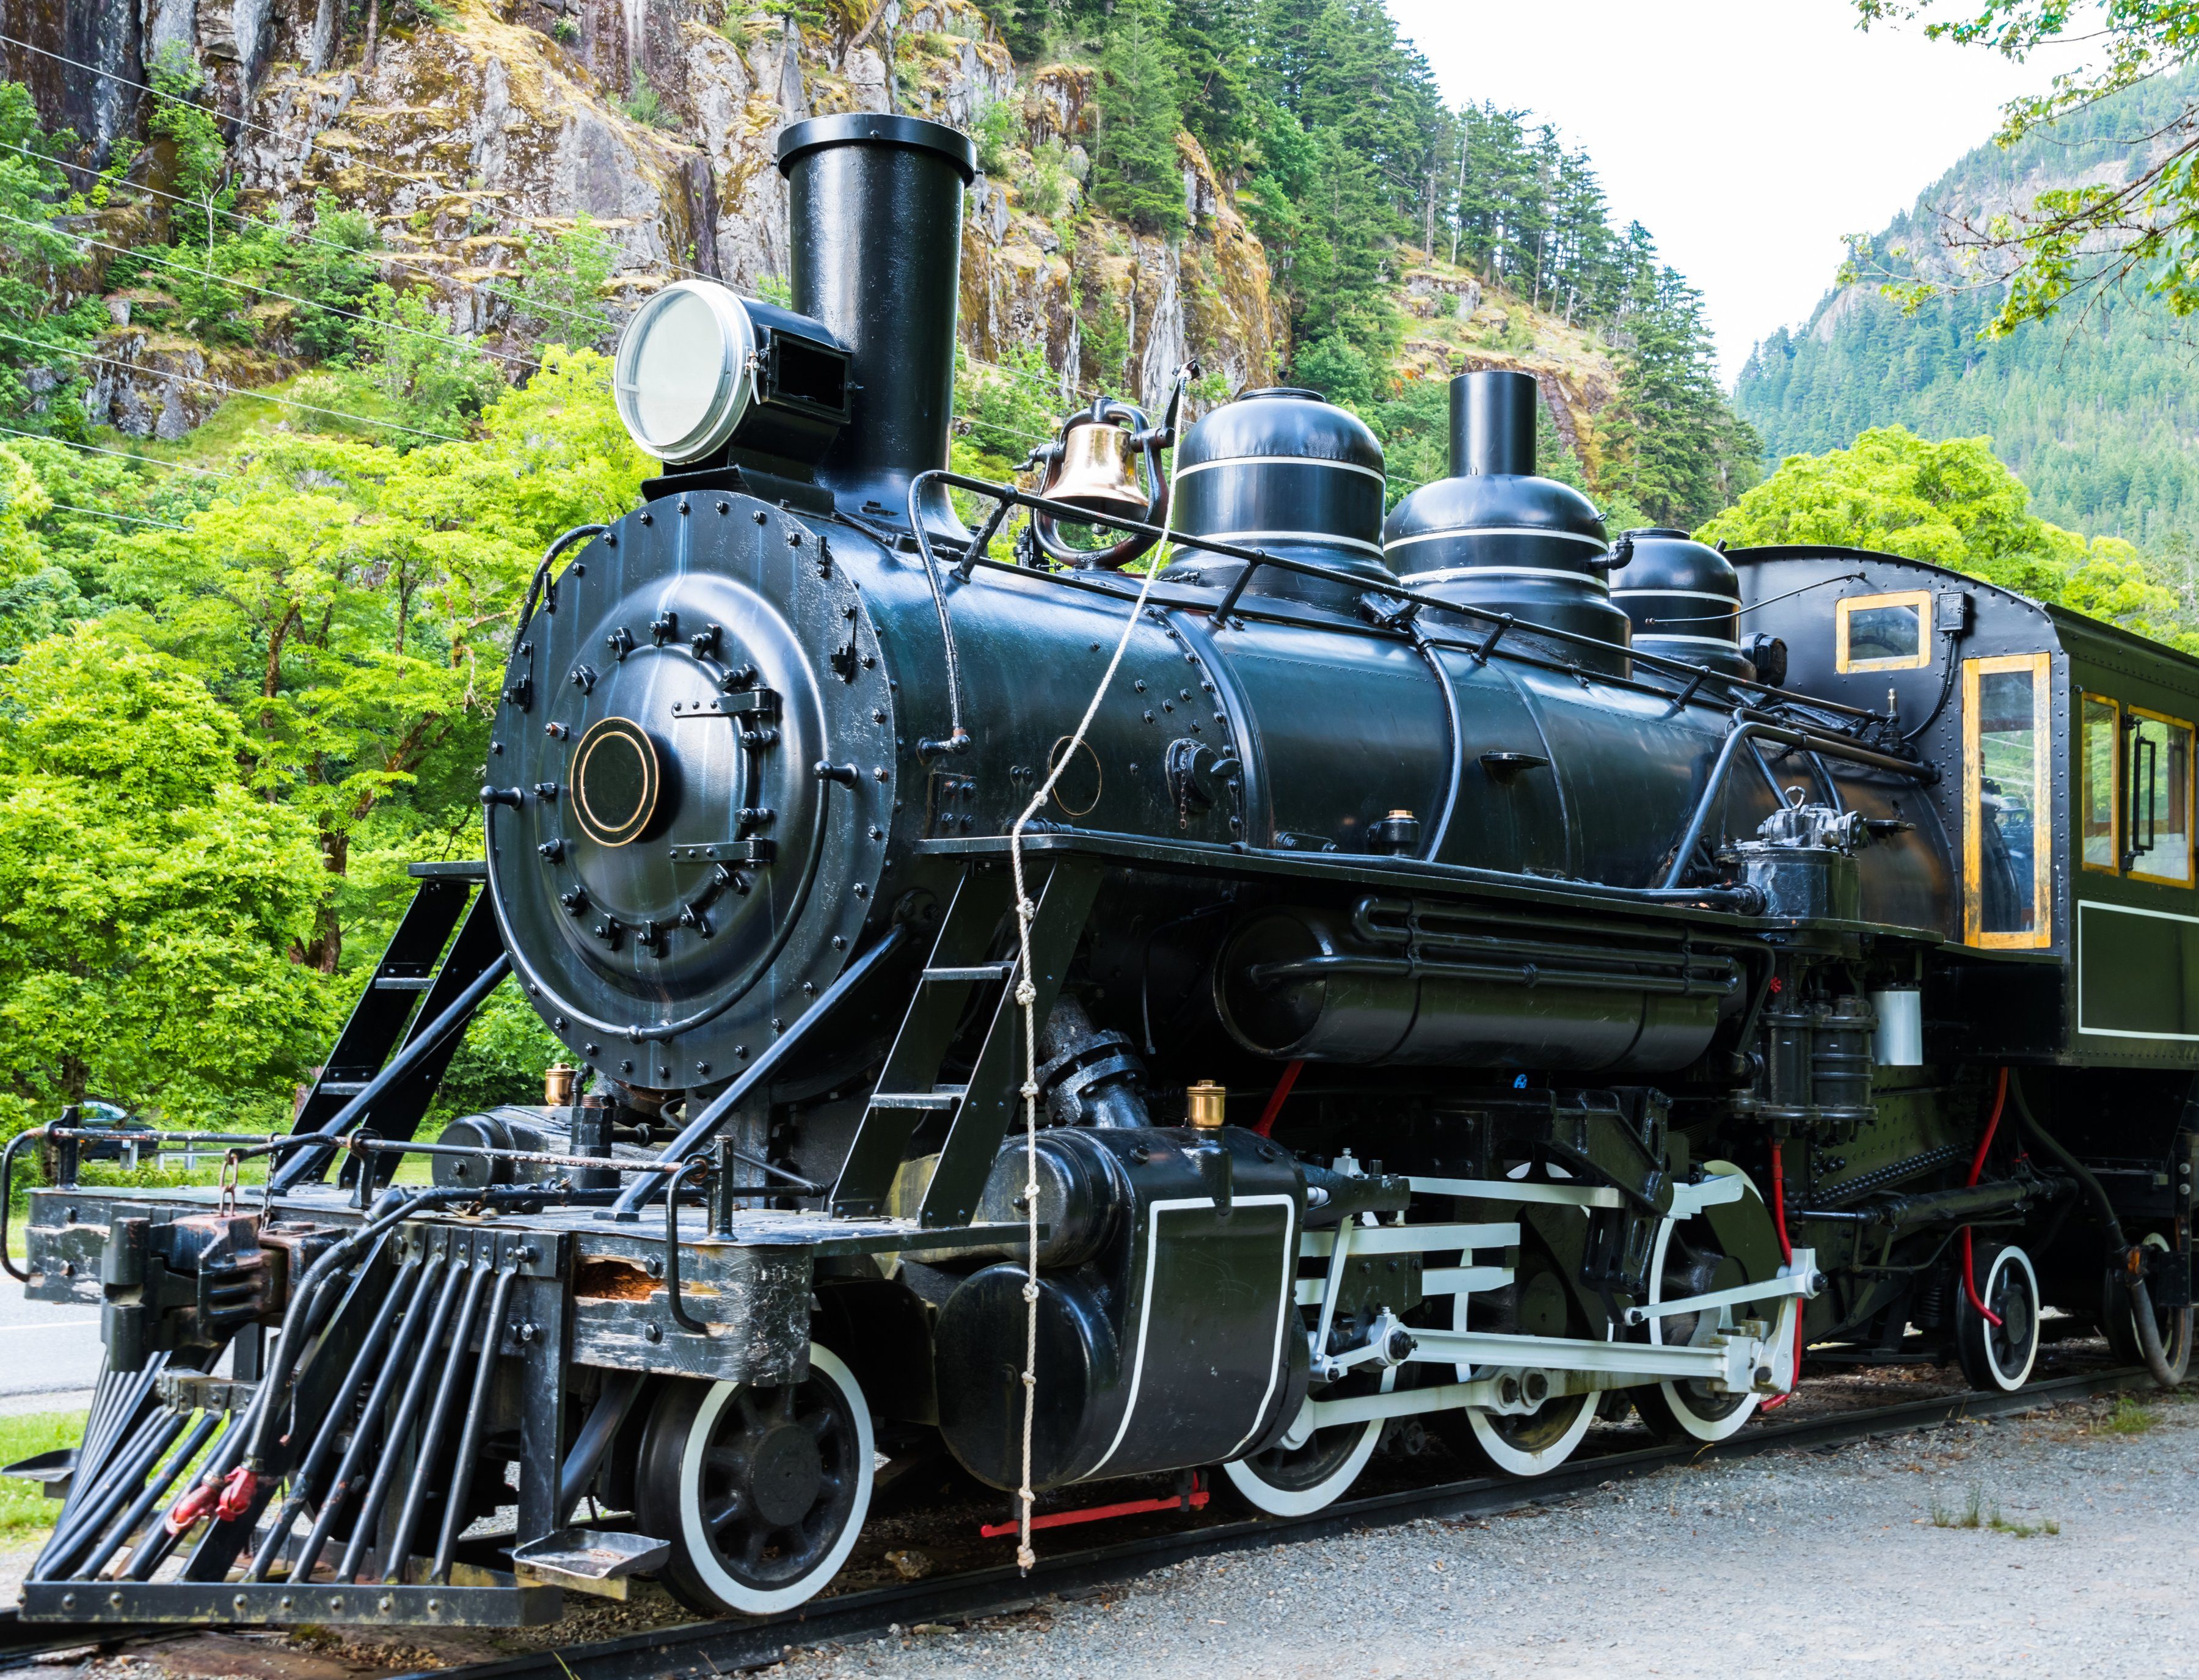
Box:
xmin=1186 ymin=1080 xmax=1227 ymax=1130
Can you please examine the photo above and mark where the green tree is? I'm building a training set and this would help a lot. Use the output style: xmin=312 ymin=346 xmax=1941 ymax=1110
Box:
xmin=0 ymin=625 xmax=328 ymax=1133
xmin=0 ymin=84 xmax=98 ymax=434
xmin=516 ymin=213 xmax=618 ymax=350
xmin=1697 ymin=425 xmax=2156 ymax=614
xmin=1853 ymin=1 xmax=2199 ymax=334
xmin=1092 ymin=0 xmax=1187 ymax=235
xmin=360 ymin=284 xmax=506 ymax=438
xmin=1602 ymin=258 xmax=1759 ymax=528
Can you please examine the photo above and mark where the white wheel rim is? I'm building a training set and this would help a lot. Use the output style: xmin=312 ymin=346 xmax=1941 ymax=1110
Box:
xmin=1451 ymin=1216 xmax=1599 ymax=1475
xmin=1464 ymin=1387 xmax=1597 ymax=1475
xmin=1976 ymin=1246 xmax=2040 ymax=1391
xmin=677 ymin=1345 xmax=875 ymax=1613
xmin=1221 ymin=1369 xmax=1391 ymax=1517
xmin=1647 ymin=1165 xmax=1763 ymax=1442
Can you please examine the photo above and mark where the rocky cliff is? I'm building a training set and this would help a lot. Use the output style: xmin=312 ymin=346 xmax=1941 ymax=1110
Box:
xmin=4 ymin=0 xmax=1627 ymax=459
xmin=4 ymin=0 xmax=1285 ymax=427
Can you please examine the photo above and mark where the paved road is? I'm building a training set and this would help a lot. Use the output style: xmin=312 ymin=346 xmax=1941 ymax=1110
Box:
xmin=0 ymin=1287 xmax=101 ymax=1417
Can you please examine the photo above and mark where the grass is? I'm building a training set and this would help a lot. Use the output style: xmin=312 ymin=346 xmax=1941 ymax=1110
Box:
xmin=0 ymin=1411 xmax=87 ymax=1543
xmin=1931 ymin=1480 xmax=2061 ymax=1538
xmin=2103 ymin=1395 xmax=2158 ymax=1436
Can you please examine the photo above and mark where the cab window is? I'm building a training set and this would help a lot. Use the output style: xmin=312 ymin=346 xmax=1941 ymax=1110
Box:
xmin=2082 ymin=694 xmax=2118 ymax=872
xmin=2126 ymin=708 xmax=2195 ymax=885
xmin=1963 ymin=654 xmax=2051 ymax=948
xmin=1837 ymin=591 xmax=1932 ymax=673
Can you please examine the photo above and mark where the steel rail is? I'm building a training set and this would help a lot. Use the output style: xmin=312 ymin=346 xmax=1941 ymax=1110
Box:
xmin=0 ymin=1362 xmax=2149 ymax=1673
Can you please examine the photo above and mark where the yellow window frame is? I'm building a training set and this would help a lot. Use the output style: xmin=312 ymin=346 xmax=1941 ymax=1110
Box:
xmin=2080 ymin=693 xmax=2120 ymax=877
xmin=2124 ymin=703 xmax=2196 ymax=886
xmin=1836 ymin=590 xmax=1934 ymax=673
xmin=1962 ymin=652 xmax=2053 ymax=950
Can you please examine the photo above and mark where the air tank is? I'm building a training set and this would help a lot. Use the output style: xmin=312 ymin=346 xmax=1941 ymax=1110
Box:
xmin=1612 ymin=528 xmax=1756 ymax=679
xmin=1167 ymin=389 xmax=1389 ymax=612
xmin=1383 ymin=370 xmax=1627 ymax=675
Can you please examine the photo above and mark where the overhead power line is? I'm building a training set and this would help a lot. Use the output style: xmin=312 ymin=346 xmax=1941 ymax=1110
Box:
xmin=0 ymin=137 xmax=608 ymax=335
xmin=0 ymin=326 xmax=465 ymax=443
xmin=0 ymin=419 xmax=238 ymax=478
xmin=41 ymin=500 xmax=187 ymax=529
xmin=0 ymin=210 xmax=540 ymax=370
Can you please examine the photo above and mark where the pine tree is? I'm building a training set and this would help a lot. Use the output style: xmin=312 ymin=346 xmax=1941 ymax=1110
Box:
xmin=1092 ymin=0 xmax=1187 ymax=235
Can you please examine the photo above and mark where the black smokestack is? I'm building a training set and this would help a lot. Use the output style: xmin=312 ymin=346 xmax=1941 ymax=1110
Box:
xmin=1451 ymin=369 xmax=1539 ymax=478
xmin=776 ymin=115 xmax=977 ymax=527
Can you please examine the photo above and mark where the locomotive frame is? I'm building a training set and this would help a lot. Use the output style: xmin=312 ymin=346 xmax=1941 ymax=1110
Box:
xmin=7 ymin=111 xmax=2194 ymax=1632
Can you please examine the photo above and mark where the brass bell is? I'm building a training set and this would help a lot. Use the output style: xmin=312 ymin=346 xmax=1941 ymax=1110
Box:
xmin=1043 ymin=417 xmax=1150 ymax=519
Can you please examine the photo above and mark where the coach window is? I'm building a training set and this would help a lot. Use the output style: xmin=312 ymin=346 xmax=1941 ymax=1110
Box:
xmin=2082 ymin=695 xmax=2120 ymax=872
xmin=1963 ymin=653 xmax=2051 ymax=949
xmin=2125 ymin=707 xmax=2195 ymax=885
xmin=1837 ymin=590 xmax=1933 ymax=673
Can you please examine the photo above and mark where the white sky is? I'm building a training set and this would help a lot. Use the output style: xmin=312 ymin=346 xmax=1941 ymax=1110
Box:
xmin=1384 ymin=0 xmax=2059 ymax=383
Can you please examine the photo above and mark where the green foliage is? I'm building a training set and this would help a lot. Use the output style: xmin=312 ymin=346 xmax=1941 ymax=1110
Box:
xmin=145 ymin=46 xmax=233 ymax=255
xmin=1092 ymin=0 xmax=1186 ymax=235
xmin=1602 ymin=261 xmax=1760 ymax=529
xmin=0 ymin=84 xmax=98 ymax=434
xmin=516 ymin=213 xmax=618 ymax=349
xmin=1698 ymin=426 xmax=2190 ymax=646
xmin=1851 ymin=4 xmax=2199 ymax=335
xmin=360 ymin=285 xmax=505 ymax=439
xmin=1293 ymin=334 xmax=1376 ymax=408
xmin=971 ymin=92 xmax=1022 ymax=178
xmin=0 ymin=624 xmax=329 ymax=1131
xmin=1024 ymin=139 xmax=1072 ymax=220
xmin=618 ymin=77 xmax=676 ymax=131
xmin=1167 ymin=0 xmax=1252 ymax=169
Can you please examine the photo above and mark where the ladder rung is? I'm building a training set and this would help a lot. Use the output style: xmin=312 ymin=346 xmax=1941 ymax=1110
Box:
xmin=318 ymin=1081 xmax=371 ymax=1097
xmin=924 ymin=963 xmax=1016 ymax=982
xmin=372 ymin=975 xmax=435 ymax=990
xmin=867 ymin=1088 xmax=966 ymax=1110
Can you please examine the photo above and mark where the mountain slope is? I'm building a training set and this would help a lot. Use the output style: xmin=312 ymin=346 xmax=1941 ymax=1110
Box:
xmin=1735 ymin=68 xmax=2199 ymax=542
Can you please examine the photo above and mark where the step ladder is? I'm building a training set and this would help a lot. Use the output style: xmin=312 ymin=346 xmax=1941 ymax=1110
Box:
xmin=275 ymin=861 xmax=509 ymax=1191
xmin=830 ymin=860 xmax=1098 ymax=1229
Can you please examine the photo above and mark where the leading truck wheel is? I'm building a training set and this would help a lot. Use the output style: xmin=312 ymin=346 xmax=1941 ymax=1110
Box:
xmin=634 ymin=1346 xmax=873 ymax=1616
xmin=2101 ymin=1233 xmax=2193 ymax=1382
xmin=1955 ymin=1243 xmax=2041 ymax=1393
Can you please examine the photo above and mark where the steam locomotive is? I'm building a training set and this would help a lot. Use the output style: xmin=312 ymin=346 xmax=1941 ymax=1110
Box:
xmin=10 ymin=112 xmax=2195 ymax=1629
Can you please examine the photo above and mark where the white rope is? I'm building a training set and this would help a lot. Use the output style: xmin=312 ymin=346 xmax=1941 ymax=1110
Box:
xmin=1005 ymin=371 xmax=1187 ymax=1571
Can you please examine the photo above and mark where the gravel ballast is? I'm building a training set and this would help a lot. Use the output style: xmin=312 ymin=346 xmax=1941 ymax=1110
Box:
xmin=762 ymin=1390 xmax=2199 ymax=1680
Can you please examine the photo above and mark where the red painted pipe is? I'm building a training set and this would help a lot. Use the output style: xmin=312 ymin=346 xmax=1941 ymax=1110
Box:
xmin=1960 ymin=1068 xmax=2010 ymax=1329
xmin=1762 ymin=1141 xmax=1801 ymax=1410
xmin=980 ymin=1478 xmax=1208 ymax=1538
xmin=1251 ymin=1059 xmax=1304 ymax=1138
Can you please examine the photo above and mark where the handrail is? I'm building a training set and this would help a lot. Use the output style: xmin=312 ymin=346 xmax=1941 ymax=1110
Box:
xmin=602 ymin=922 xmax=911 ymax=1220
xmin=1659 ymin=718 xmax=1931 ymax=890
xmin=923 ymin=470 xmax=1891 ymax=729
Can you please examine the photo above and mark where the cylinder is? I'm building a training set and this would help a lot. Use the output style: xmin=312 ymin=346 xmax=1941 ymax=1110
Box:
xmin=1454 ymin=368 xmax=1538 ymax=478
xmin=776 ymin=115 xmax=977 ymax=528
xmin=1872 ymin=988 xmax=1924 ymax=1065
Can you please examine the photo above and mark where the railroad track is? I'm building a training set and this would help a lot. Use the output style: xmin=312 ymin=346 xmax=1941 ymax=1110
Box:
xmin=0 ymin=1364 xmax=2151 ymax=1678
